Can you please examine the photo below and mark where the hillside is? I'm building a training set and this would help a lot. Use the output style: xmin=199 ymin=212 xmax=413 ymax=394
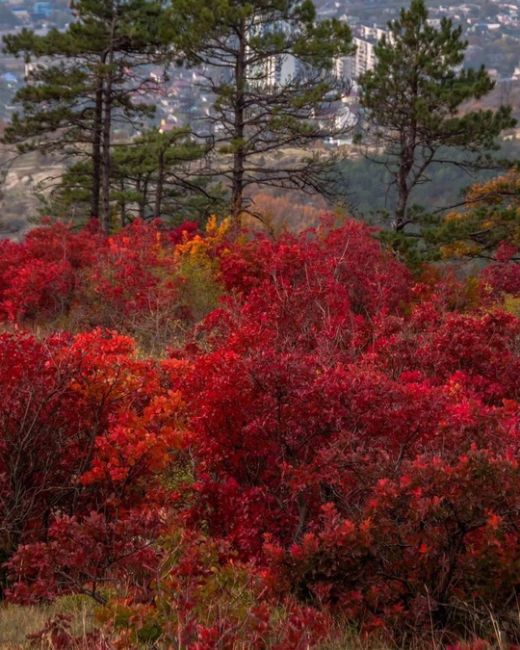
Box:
xmin=0 ymin=0 xmax=519 ymax=646
xmin=0 ymin=215 xmax=518 ymax=648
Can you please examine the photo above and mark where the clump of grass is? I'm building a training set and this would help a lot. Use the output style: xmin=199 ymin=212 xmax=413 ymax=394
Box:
xmin=0 ymin=595 xmax=98 ymax=649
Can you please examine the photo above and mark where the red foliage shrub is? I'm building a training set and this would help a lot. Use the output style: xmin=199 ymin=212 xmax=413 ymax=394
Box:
xmin=481 ymin=243 xmax=520 ymax=296
xmin=164 ymin=221 xmax=520 ymax=639
xmin=103 ymin=528 xmax=332 ymax=649
xmin=0 ymin=221 xmax=101 ymax=322
xmin=219 ymin=219 xmax=410 ymax=310
xmin=0 ymin=217 xmax=518 ymax=646
xmin=7 ymin=510 xmax=164 ymax=604
xmin=265 ymin=448 xmax=520 ymax=633
xmin=0 ymin=328 xmax=176 ymax=600
xmin=0 ymin=220 xmax=201 ymax=346
xmin=82 ymin=220 xmax=181 ymax=325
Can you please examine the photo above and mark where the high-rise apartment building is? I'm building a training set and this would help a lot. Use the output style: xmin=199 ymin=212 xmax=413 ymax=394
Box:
xmin=334 ymin=25 xmax=390 ymax=82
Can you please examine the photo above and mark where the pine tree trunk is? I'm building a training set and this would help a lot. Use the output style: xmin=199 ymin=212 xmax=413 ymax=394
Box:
xmin=154 ymin=150 xmax=165 ymax=218
xmin=101 ymin=13 xmax=116 ymax=234
xmin=393 ymin=78 xmax=418 ymax=232
xmin=119 ymin=178 xmax=127 ymax=226
xmin=140 ymin=177 xmax=149 ymax=218
xmin=393 ymin=128 xmax=416 ymax=232
xmin=394 ymin=165 xmax=410 ymax=232
xmin=90 ymin=74 xmax=103 ymax=221
xmin=230 ymin=18 xmax=247 ymax=233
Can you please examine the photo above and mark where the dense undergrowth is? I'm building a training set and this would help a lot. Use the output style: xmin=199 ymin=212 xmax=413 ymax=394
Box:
xmin=0 ymin=215 xmax=519 ymax=648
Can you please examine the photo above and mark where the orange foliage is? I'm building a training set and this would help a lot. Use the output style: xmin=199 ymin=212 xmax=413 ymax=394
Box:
xmin=465 ymin=169 xmax=520 ymax=208
xmin=245 ymin=192 xmax=328 ymax=233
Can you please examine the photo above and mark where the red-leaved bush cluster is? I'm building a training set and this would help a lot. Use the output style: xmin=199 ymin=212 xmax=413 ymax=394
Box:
xmin=0 ymin=217 xmax=518 ymax=648
xmin=0 ymin=219 xmax=202 ymax=351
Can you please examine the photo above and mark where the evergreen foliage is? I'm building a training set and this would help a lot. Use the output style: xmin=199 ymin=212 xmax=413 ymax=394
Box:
xmin=3 ymin=0 xmax=169 ymax=232
xmin=358 ymin=0 xmax=516 ymax=234
xmin=42 ymin=128 xmax=226 ymax=225
xmin=165 ymin=0 xmax=354 ymax=226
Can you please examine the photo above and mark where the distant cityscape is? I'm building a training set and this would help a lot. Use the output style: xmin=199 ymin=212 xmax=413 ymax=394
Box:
xmin=0 ymin=1 xmax=518 ymax=133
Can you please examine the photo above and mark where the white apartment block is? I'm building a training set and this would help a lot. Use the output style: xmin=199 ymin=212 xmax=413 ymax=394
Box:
xmin=353 ymin=37 xmax=378 ymax=77
xmin=334 ymin=25 xmax=390 ymax=82
xmin=261 ymin=53 xmax=300 ymax=87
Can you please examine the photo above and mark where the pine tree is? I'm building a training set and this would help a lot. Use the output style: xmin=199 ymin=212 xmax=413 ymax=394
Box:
xmin=358 ymin=0 xmax=516 ymax=233
xmin=165 ymin=0 xmax=354 ymax=227
xmin=427 ymin=168 xmax=520 ymax=261
xmin=111 ymin=127 xmax=225 ymax=224
xmin=43 ymin=128 xmax=225 ymax=225
xmin=3 ymin=0 xmax=168 ymax=233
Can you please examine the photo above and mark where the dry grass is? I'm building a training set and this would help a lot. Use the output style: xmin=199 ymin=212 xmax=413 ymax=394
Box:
xmin=317 ymin=631 xmax=395 ymax=650
xmin=0 ymin=596 xmax=98 ymax=649
xmin=0 ymin=600 xmax=515 ymax=649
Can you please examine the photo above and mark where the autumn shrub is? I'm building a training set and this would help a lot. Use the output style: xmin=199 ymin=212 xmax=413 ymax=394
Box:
xmin=0 ymin=219 xmax=214 ymax=351
xmin=246 ymin=191 xmax=326 ymax=234
xmin=74 ymin=220 xmax=187 ymax=351
xmin=481 ymin=242 xmax=520 ymax=297
xmin=100 ymin=528 xmax=332 ymax=650
xmin=0 ymin=216 xmax=519 ymax=648
xmin=265 ymin=448 xmax=520 ymax=640
xmin=0 ymin=221 xmax=102 ymax=322
xmin=164 ymin=220 xmax=520 ymax=640
xmin=174 ymin=215 xmax=229 ymax=322
xmin=0 ymin=328 xmax=180 ymax=602
xmin=76 ymin=218 xmax=217 ymax=352
xmin=217 ymin=217 xmax=410 ymax=308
